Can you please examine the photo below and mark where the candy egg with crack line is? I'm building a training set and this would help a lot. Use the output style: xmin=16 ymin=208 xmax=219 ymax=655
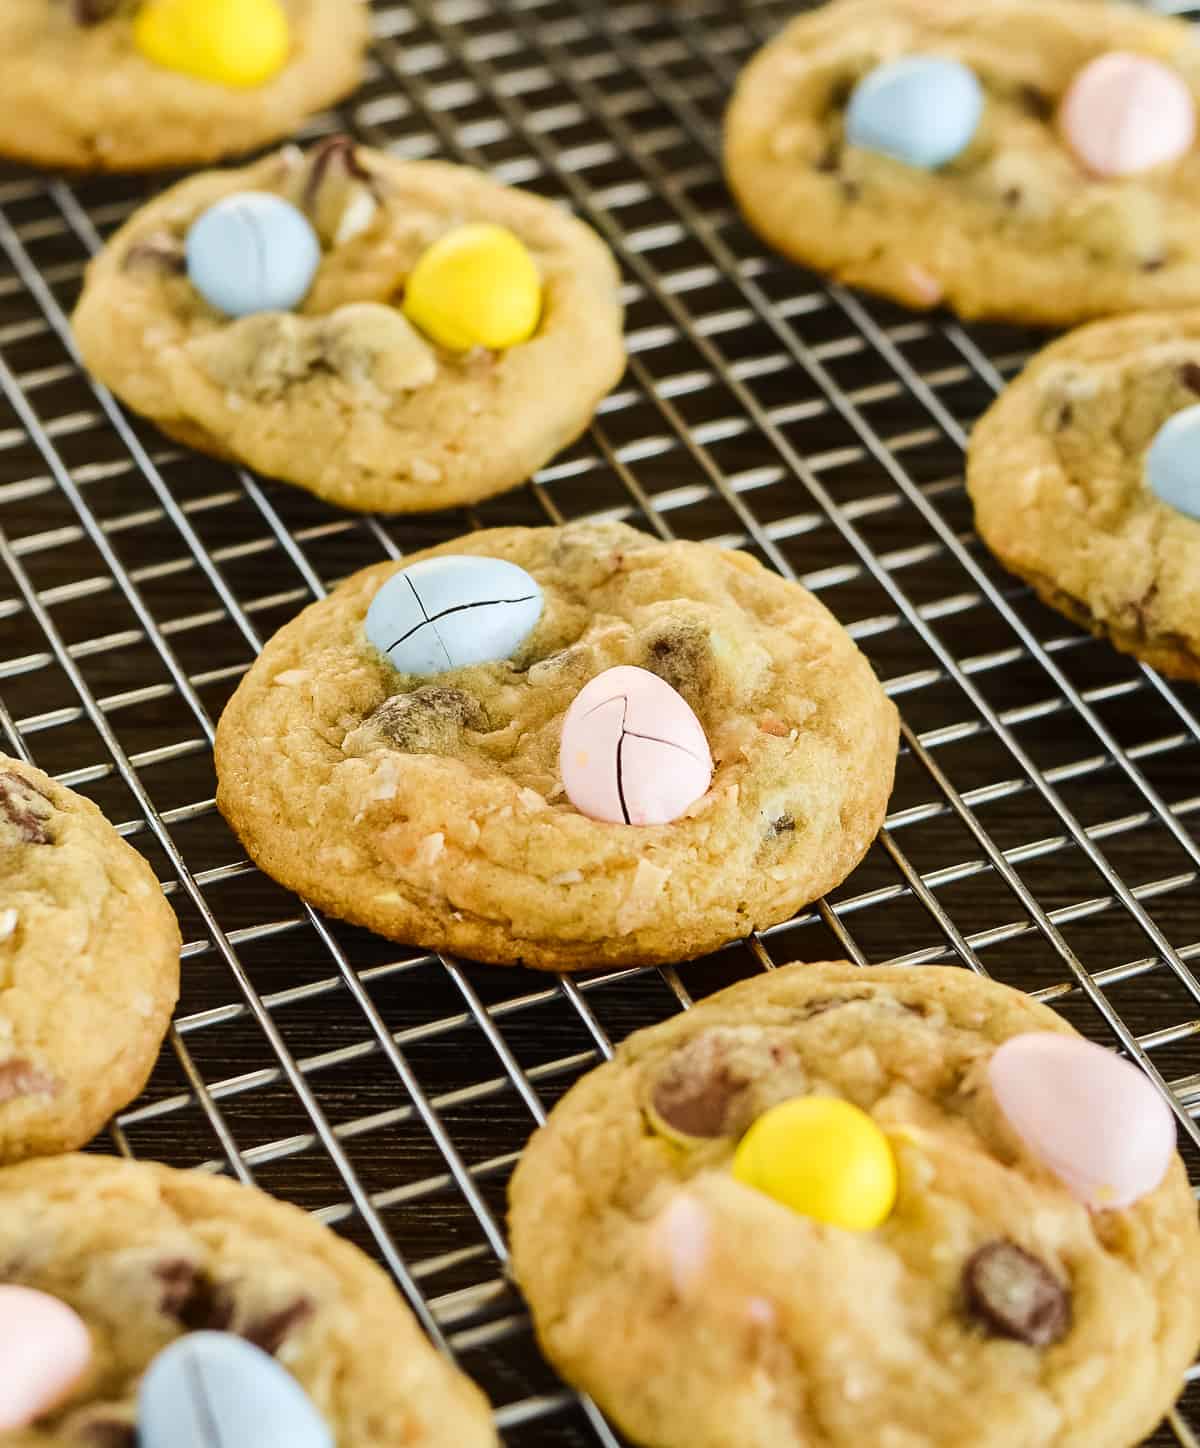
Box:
xmin=560 ymin=664 xmax=713 ymax=825
xmin=139 ymin=1331 xmax=333 ymax=1448
xmin=0 ymin=1285 xmax=91 ymax=1431
xmin=186 ymin=192 xmax=320 ymax=319
xmin=364 ymin=556 xmax=544 ymax=676
xmin=844 ymin=56 xmax=984 ymax=171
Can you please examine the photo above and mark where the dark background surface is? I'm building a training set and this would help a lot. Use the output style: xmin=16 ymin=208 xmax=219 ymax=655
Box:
xmin=0 ymin=0 xmax=1198 ymax=1443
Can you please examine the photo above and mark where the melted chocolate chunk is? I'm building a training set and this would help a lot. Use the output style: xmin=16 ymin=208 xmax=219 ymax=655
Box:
xmin=123 ymin=234 xmax=186 ymax=275
xmin=167 ymin=1267 xmax=234 ymax=1333
xmin=769 ymin=814 xmax=795 ymax=836
xmin=70 ymin=0 xmax=121 ymax=22
xmin=75 ymin=1423 xmax=137 ymax=1447
xmin=360 ymin=686 xmax=487 ymax=753
xmin=1055 ymin=402 xmax=1074 ymax=431
xmin=643 ymin=620 xmax=713 ymax=702
xmin=650 ymin=1029 xmax=792 ymax=1139
xmin=301 ymin=135 xmax=378 ymax=212
xmin=1017 ymin=85 xmax=1053 ymax=122
xmin=0 ymin=771 xmax=52 ymax=845
xmin=154 ymin=1258 xmax=204 ymax=1317
xmin=963 ymin=1240 xmax=1070 ymax=1347
xmin=0 ymin=1060 xmax=58 ymax=1103
xmin=1180 ymin=362 xmax=1200 ymax=396
xmin=242 ymin=1296 xmax=315 ymax=1355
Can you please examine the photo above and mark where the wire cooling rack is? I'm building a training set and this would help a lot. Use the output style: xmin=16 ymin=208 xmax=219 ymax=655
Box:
xmin=1 ymin=1 xmax=1199 ymax=1443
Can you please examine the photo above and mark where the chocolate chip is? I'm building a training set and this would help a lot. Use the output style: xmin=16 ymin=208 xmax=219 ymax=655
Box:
xmin=169 ymin=1269 xmax=234 ymax=1333
xmin=963 ymin=1240 xmax=1070 ymax=1347
xmin=70 ymin=0 xmax=121 ymax=21
xmin=241 ymin=1297 xmax=315 ymax=1355
xmin=1142 ymin=255 xmax=1167 ymax=274
xmin=0 ymin=771 xmax=52 ymax=845
xmin=1180 ymin=362 xmax=1200 ymax=396
xmin=1055 ymin=402 xmax=1074 ymax=431
xmin=650 ymin=1029 xmax=792 ymax=1139
xmin=1018 ymin=85 xmax=1053 ymax=122
xmin=74 ymin=1422 xmax=137 ymax=1447
xmin=353 ymin=686 xmax=487 ymax=755
xmin=642 ymin=621 xmax=713 ymax=702
xmin=815 ymin=144 xmax=841 ymax=174
xmin=1003 ymin=187 xmax=1022 ymax=208
xmin=284 ymin=135 xmax=382 ymax=248
xmin=829 ymin=77 xmax=853 ymax=110
xmin=154 ymin=1258 xmax=204 ymax=1317
xmin=0 ymin=1060 xmax=58 ymax=1103
xmin=770 ymin=814 xmax=795 ymax=836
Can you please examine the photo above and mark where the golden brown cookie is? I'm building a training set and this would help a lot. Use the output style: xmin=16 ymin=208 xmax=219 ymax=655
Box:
xmin=967 ymin=309 xmax=1200 ymax=680
xmin=71 ymin=138 xmax=626 ymax=514
xmin=510 ymin=962 xmax=1200 ymax=1448
xmin=0 ymin=2 xmax=368 ymax=172
xmin=725 ymin=0 xmax=1200 ymax=324
xmin=212 ymin=521 xmax=898 ymax=970
xmin=0 ymin=755 xmax=180 ymax=1163
xmin=0 ymin=1153 xmax=497 ymax=1445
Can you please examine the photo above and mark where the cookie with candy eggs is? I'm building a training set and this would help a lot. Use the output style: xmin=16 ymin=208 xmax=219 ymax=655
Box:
xmin=71 ymin=137 xmax=625 ymax=514
xmin=212 ymin=520 xmax=898 ymax=970
xmin=0 ymin=1154 xmax=497 ymax=1446
xmin=967 ymin=309 xmax=1200 ymax=680
xmin=0 ymin=1 xmax=367 ymax=172
xmin=509 ymin=961 xmax=1200 ymax=1448
xmin=725 ymin=0 xmax=1200 ymax=325
xmin=0 ymin=753 xmax=180 ymax=1164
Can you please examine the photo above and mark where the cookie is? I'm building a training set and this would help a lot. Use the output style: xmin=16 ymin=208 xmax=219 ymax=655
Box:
xmin=509 ymin=961 xmax=1200 ymax=1448
xmin=212 ymin=521 xmax=898 ymax=971
xmin=967 ymin=310 xmax=1200 ymax=681
xmin=0 ymin=1153 xmax=497 ymax=1445
xmin=0 ymin=755 xmax=180 ymax=1163
xmin=724 ymin=0 xmax=1200 ymax=325
xmin=0 ymin=2 xmax=368 ymax=172
xmin=71 ymin=138 xmax=626 ymax=514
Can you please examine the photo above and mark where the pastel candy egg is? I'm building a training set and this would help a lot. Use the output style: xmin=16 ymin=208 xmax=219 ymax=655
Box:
xmin=403 ymin=223 xmax=542 ymax=351
xmin=988 ymin=1033 xmax=1175 ymax=1209
xmin=186 ymin=194 xmax=320 ymax=319
xmin=1060 ymin=53 xmax=1195 ymax=178
xmin=0 ymin=1285 xmax=91 ymax=1430
xmin=1146 ymin=403 xmax=1200 ymax=521
xmin=560 ymin=665 xmax=713 ymax=826
xmin=365 ymin=556 xmax=543 ymax=676
xmin=731 ymin=1097 xmax=897 ymax=1231
xmin=139 ymin=1332 xmax=332 ymax=1448
xmin=844 ymin=56 xmax=984 ymax=170
xmin=134 ymin=0 xmax=290 ymax=89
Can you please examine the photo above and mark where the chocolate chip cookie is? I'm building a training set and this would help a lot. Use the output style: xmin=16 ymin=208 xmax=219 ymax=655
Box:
xmin=725 ymin=0 xmax=1200 ymax=324
xmin=212 ymin=521 xmax=898 ymax=970
xmin=509 ymin=962 xmax=1200 ymax=1448
xmin=967 ymin=309 xmax=1200 ymax=680
xmin=0 ymin=755 xmax=180 ymax=1163
xmin=0 ymin=2 xmax=368 ymax=172
xmin=71 ymin=138 xmax=626 ymax=514
xmin=0 ymin=1153 xmax=497 ymax=1445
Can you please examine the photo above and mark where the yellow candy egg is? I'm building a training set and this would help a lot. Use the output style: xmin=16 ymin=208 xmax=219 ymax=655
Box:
xmin=731 ymin=1097 xmax=897 ymax=1231
xmin=134 ymin=0 xmax=290 ymax=89
xmin=403 ymin=223 xmax=542 ymax=352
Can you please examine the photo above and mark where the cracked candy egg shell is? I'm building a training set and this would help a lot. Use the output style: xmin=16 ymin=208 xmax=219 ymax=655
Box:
xmin=0 ymin=1155 xmax=497 ymax=1448
xmin=508 ymin=961 xmax=1200 ymax=1448
xmin=71 ymin=140 xmax=625 ymax=514
xmin=213 ymin=520 xmax=898 ymax=970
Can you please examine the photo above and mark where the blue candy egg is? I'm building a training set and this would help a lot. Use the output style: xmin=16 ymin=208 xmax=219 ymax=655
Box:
xmin=365 ymin=555 xmax=544 ymax=676
xmin=845 ymin=56 xmax=984 ymax=170
xmin=186 ymin=192 xmax=320 ymax=319
xmin=1147 ymin=403 xmax=1200 ymax=521
xmin=138 ymin=1332 xmax=332 ymax=1448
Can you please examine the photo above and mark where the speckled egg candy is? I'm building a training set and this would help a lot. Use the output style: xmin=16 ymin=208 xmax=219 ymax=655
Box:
xmin=186 ymin=192 xmax=320 ymax=319
xmin=988 ymin=1033 xmax=1176 ymax=1209
xmin=1060 ymin=52 xmax=1195 ymax=178
xmin=560 ymin=664 xmax=713 ymax=825
xmin=844 ymin=56 xmax=984 ymax=170
xmin=365 ymin=556 xmax=544 ymax=676
xmin=1146 ymin=403 xmax=1200 ymax=520
xmin=0 ymin=1286 xmax=91 ymax=1431
xmin=139 ymin=1332 xmax=332 ymax=1448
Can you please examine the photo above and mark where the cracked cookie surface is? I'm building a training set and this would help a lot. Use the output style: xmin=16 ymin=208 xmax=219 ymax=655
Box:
xmin=725 ymin=0 xmax=1200 ymax=324
xmin=212 ymin=521 xmax=898 ymax=970
xmin=509 ymin=962 xmax=1200 ymax=1448
xmin=0 ymin=755 xmax=180 ymax=1163
xmin=0 ymin=1153 xmax=497 ymax=1446
xmin=72 ymin=140 xmax=626 ymax=514
xmin=967 ymin=309 xmax=1200 ymax=680
xmin=0 ymin=1 xmax=367 ymax=171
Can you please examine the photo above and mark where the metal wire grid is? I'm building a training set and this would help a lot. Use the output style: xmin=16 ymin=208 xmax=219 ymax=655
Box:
xmin=1 ymin=0 xmax=1199 ymax=1442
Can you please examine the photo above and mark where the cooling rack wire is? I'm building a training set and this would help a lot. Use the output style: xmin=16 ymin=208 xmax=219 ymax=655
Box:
xmin=1 ymin=0 xmax=1199 ymax=1443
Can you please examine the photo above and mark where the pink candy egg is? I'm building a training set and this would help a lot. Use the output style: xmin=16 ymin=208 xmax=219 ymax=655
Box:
xmin=1060 ymin=52 xmax=1195 ymax=178
xmin=988 ymin=1033 xmax=1175 ymax=1210
xmin=560 ymin=665 xmax=713 ymax=825
xmin=0 ymin=1285 xmax=91 ymax=1430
